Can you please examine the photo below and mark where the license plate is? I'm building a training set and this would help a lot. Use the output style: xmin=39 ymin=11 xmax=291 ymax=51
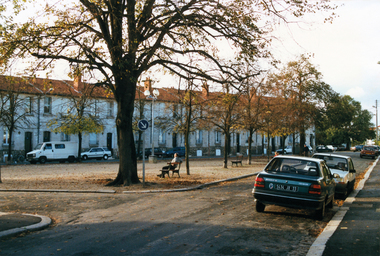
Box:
xmin=275 ymin=184 xmax=299 ymax=192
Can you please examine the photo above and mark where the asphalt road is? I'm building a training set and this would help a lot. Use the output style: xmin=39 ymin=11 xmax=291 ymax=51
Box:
xmin=0 ymin=152 xmax=373 ymax=256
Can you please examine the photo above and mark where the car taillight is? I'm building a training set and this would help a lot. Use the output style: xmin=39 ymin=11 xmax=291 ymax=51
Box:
xmin=255 ymin=177 xmax=265 ymax=188
xmin=309 ymin=184 xmax=321 ymax=195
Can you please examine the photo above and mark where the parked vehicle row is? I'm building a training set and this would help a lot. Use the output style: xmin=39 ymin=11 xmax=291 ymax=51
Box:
xmin=252 ymin=150 xmax=362 ymax=219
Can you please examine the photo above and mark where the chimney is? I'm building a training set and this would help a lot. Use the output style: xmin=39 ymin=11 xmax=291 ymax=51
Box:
xmin=202 ymin=82 xmax=209 ymax=97
xmin=144 ymin=77 xmax=152 ymax=93
xmin=74 ymin=73 xmax=82 ymax=91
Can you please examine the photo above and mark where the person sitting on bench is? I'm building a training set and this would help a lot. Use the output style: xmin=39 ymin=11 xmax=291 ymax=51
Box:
xmin=162 ymin=153 xmax=182 ymax=171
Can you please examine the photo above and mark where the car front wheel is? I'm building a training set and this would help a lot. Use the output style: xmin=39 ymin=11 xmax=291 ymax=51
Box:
xmin=82 ymin=155 xmax=88 ymax=160
xmin=103 ymin=155 xmax=109 ymax=160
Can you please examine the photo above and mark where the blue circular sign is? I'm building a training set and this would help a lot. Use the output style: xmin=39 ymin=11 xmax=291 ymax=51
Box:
xmin=138 ymin=120 xmax=149 ymax=131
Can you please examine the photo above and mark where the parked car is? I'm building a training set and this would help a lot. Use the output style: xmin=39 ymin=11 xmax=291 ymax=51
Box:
xmin=81 ymin=147 xmax=112 ymax=160
xmin=139 ymin=147 xmax=164 ymax=159
xmin=360 ymin=146 xmax=376 ymax=159
xmin=316 ymin=145 xmax=333 ymax=153
xmin=275 ymin=146 xmax=292 ymax=155
xmin=252 ymin=155 xmax=337 ymax=220
xmin=27 ymin=141 xmax=78 ymax=164
xmin=312 ymin=153 xmax=356 ymax=198
xmin=354 ymin=145 xmax=364 ymax=152
xmin=164 ymin=147 xmax=185 ymax=158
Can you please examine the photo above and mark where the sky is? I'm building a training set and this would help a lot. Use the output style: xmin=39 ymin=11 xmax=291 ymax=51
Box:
xmin=267 ymin=0 xmax=380 ymax=125
xmin=22 ymin=0 xmax=380 ymax=125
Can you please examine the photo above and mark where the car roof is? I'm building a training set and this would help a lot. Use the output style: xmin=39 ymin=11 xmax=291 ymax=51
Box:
xmin=312 ymin=153 xmax=350 ymax=160
xmin=274 ymin=155 xmax=325 ymax=163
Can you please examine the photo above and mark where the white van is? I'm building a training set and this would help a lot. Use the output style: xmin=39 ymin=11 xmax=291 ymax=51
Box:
xmin=27 ymin=141 xmax=78 ymax=164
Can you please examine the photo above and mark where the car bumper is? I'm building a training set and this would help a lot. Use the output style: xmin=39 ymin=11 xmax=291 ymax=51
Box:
xmin=253 ymin=191 xmax=325 ymax=210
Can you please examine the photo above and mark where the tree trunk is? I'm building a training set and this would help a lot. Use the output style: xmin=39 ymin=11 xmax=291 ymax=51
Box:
xmin=77 ymin=132 xmax=82 ymax=162
xmin=6 ymin=127 xmax=13 ymax=164
xmin=185 ymin=129 xmax=190 ymax=175
xmin=107 ymin=78 xmax=139 ymax=186
xmin=223 ymin=132 xmax=229 ymax=168
xmin=247 ymin=129 xmax=253 ymax=165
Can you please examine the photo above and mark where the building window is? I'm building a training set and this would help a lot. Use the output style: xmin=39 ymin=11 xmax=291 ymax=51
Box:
xmin=25 ymin=96 xmax=33 ymax=114
xmin=89 ymin=133 xmax=98 ymax=145
xmin=93 ymin=99 xmax=99 ymax=116
xmin=61 ymin=133 xmax=70 ymax=141
xmin=3 ymin=128 xmax=10 ymax=145
xmin=43 ymin=131 xmax=51 ymax=142
xmin=107 ymin=101 xmax=114 ymax=117
xmin=44 ymin=97 xmax=52 ymax=114
xmin=158 ymin=129 xmax=166 ymax=144
xmin=215 ymin=131 xmax=221 ymax=144
xmin=196 ymin=130 xmax=203 ymax=144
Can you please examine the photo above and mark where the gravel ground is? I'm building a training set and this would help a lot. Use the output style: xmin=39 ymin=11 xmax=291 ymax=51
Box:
xmin=0 ymin=158 xmax=267 ymax=193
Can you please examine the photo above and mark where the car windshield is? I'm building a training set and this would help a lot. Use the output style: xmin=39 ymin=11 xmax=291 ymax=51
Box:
xmin=34 ymin=143 xmax=43 ymax=150
xmin=313 ymin=155 xmax=348 ymax=171
xmin=265 ymin=158 xmax=320 ymax=176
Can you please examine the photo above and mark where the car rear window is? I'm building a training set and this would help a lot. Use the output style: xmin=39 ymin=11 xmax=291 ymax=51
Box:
xmin=313 ymin=155 xmax=348 ymax=171
xmin=265 ymin=158 xmax=320 ymax=176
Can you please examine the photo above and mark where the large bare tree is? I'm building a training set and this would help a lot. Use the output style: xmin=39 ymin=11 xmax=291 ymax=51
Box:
xmin=0 ymin=1 xmax=336 ymax=185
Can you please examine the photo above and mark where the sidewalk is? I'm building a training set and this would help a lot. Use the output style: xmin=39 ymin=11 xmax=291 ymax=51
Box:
xmin=308 ymin=158 xmax=380 ymax=256
xmin=0 ymin=212 xmax=51 ymax=238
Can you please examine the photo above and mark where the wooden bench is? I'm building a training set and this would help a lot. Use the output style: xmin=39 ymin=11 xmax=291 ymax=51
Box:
xmin=158 ymin=162 xmax=181 ymax=178
xmin=231 ymin=154 xmax=243 ymax=167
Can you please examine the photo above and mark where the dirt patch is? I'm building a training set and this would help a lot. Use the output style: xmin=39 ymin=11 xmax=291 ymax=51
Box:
xmin=0 ymin=158 xmax=267 ymax=193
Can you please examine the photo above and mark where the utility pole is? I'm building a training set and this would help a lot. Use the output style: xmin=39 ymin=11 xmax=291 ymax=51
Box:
xmin=376 ymin=100 xmax=378 ymax=142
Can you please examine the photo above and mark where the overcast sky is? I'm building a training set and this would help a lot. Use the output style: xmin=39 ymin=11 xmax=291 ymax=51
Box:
xmin=36 ymin=1 xmax=379 ymax=125
xmin=271 ymin=0 xmax=380 ymax=125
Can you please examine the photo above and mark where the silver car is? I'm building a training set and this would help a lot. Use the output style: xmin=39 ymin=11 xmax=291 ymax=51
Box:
xmin=81 ymin=147 xmax=112 ymax=160
xmin=312 ymin=153 xmax=356 ymax=198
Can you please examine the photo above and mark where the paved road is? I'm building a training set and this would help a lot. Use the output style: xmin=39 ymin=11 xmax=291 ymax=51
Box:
xmin=0 ymin=152 xmax=374 ymax=255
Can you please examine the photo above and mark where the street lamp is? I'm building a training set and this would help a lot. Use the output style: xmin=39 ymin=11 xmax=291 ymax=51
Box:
xmin=144 ymin=88 xmax=160 ymax=163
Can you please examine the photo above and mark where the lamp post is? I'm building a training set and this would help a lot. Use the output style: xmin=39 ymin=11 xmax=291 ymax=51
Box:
xmin=144 ymin=88 xmax=160 ymax=163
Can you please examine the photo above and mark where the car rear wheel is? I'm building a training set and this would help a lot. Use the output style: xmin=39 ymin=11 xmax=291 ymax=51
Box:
xmin=255 ymin=201 xmax=265 ymax=212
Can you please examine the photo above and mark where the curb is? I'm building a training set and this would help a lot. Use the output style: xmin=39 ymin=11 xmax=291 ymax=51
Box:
xmin=0 ymin=173 xmax=259 ymax=194
xmin=0 ymin=212 xmax=52 ymax=239
xmin=123 ymin=173 xmax=259 ymax=194
xmin=0 ymin=189 xmax=117 ymax=194
xmin=306 ymin=157 xmax=379 ymax=256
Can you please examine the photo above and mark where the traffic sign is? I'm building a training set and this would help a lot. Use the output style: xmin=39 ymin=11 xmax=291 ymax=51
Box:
xmin=138 ymin=119 xmax=149 ymax=131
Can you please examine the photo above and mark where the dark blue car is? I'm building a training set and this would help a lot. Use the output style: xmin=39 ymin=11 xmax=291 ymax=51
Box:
xmin=252 ymin=156 xmax=337 ymax=220
xmin=164 ymin=147 xmax=185 ymax=158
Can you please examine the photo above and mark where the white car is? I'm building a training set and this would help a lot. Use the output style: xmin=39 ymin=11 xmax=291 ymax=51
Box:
xmin=312 ymin=153 xmax=356 ymax=198
xmin=81 ymin=147 xmax=112 ymax=160
xmin=276 ymin=146 xmax=292 ymax=154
